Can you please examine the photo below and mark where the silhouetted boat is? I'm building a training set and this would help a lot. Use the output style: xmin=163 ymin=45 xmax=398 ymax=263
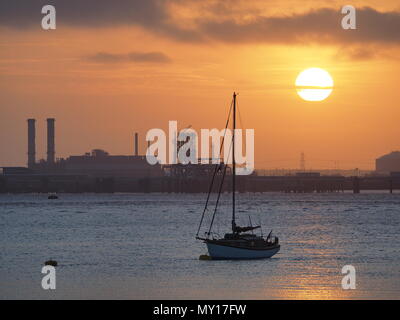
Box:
xmin=196 ymin=93 xmax=280 ymax=259
xmin=48 ymin=193 xmax=58 ymax=200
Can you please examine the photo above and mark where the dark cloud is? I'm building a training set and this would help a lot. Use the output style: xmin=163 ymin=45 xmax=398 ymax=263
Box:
xmin=1 ymin=1 xmax=399 ymax=46
xmin=0 ymin=0 xmax=165 ymax=28
xmin=85 ymin=51 xmax=172 ymax=64
xmin=0 ymin=0 xmax=202 ymax=40
xmin=197 ymin=7 xmax=400 ymax=45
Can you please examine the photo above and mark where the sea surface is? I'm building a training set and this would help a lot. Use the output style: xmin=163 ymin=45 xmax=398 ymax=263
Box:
xmin=0 ymin=192 xmax=399 ymax=300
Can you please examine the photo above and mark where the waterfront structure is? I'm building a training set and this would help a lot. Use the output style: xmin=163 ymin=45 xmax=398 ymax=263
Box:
xmin=64 ymin=149 xmax=162 ymax=178
xmin=27 ymin=119 xmax=36 ymax=168
xmin=376 ymin=151 xmax=400 ymax=173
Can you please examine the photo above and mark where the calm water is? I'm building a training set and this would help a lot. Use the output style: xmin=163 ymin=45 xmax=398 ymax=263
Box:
xmin=0 ymin=192 xmax=399 ymax=300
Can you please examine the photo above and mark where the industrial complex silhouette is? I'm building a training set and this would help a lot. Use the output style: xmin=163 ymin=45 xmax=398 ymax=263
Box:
xmin=0 ymin=119 xmax=399 ymax=193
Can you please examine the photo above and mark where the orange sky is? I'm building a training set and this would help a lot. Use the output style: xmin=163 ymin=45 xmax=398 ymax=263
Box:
xmin=1 ymin=0 xmax=400 ymax=170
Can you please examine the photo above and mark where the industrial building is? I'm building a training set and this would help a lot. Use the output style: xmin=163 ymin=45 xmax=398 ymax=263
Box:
xmin=376 ymin=151 xmax=400 ymax=173
xmin=9 ymin=118 xmax=163 ymax=178
xmin=63 ymin=149 xmax=162 ymax=178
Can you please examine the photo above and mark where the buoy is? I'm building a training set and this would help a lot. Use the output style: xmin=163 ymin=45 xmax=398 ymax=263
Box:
xmin=199 ymin=254 xmax=212 ymax=260
xmin=44 ymin=260 xmax=58 ymax=267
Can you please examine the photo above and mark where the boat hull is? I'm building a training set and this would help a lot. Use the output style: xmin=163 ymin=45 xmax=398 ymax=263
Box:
xmin=206 ymin=242 xmax=280 ymax=260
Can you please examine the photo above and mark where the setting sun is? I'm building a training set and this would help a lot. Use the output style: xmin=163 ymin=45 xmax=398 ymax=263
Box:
xmin=295 ymin=68 xmax=334 ymax=101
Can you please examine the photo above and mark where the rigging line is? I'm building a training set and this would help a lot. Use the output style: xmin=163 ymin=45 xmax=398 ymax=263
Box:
xmin=258 ymin=213 xmax=263 ymax=237
xmin=207 ymin=137 xmax=233 ymax=238
xmin=216 ymin=208 xmax=220 ymax=236
xmin=196 ymin=98 xmax=234 ymax=238
xmin=235 ymin=99 xmax=246 ymax=171
xmin=237 ymin=98 xmax=245 ymax=130
xmin=196 ymin=99 xmax=233 ymax=236
xmin=248 ymin=216 xmax=254 ymax=234
xmin=206 ymin=158 xmax=228 ymax=238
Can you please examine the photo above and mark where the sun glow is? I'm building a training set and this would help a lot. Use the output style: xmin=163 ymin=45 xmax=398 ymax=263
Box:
xmin=295 ymin=68 xmax=334 ymax=101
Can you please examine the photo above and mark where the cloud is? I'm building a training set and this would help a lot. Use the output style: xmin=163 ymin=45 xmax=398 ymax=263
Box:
xmin=0 ymin=0 xmax=166 ymax=28
xmin=1 ymin=1 xmax=400 ymax=46
xmin=0 ymin=0 xmax=201 ymax=40
xmin=335 ymin=46 xmax=377 ymax=61
xmin=196 ymin=7 xmax=400 ymax=45
xmin=85 ymin=51 xmax=172 ymax=64
xmin=334 ymin=45 xmax=400 ymax=61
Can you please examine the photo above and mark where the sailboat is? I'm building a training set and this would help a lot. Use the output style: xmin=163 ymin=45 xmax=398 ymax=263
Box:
xmin=196 ymin=92 xmax=280 ymax=260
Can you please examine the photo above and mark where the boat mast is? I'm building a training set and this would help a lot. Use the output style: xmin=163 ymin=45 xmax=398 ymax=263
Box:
xmin=232 ymin=92 xmax=236 ymax=233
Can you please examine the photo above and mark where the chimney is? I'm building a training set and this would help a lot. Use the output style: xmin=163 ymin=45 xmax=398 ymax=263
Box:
xmin=47 ymin=118 xmax=55 ymax=164
xmin=27 ymin=119 xmax=36 ymax=168
xmin=134 ymin=132 xmax=139 ymax=156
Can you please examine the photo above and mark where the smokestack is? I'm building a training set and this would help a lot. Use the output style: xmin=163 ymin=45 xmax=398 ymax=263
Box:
xmin=47 ymin=118 xmax=55 ymax=164
xmin=134 ymin=132 xmax=139 ymax=156
xmin=27 ymin=119 xmax=36 ymax=168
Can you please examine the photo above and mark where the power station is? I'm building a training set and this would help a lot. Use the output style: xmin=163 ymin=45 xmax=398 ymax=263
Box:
xmin=0 ymin=118 xmax=399 ymax=193
xmin=27 ymin=118 xmax=57 ymax=168
xmin=22 ymin=118 xmax=162 ymax=178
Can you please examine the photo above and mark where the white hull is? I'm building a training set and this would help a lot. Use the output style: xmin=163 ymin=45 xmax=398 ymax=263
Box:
xmin=206 ymin=242 xmax=280 ymax=260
